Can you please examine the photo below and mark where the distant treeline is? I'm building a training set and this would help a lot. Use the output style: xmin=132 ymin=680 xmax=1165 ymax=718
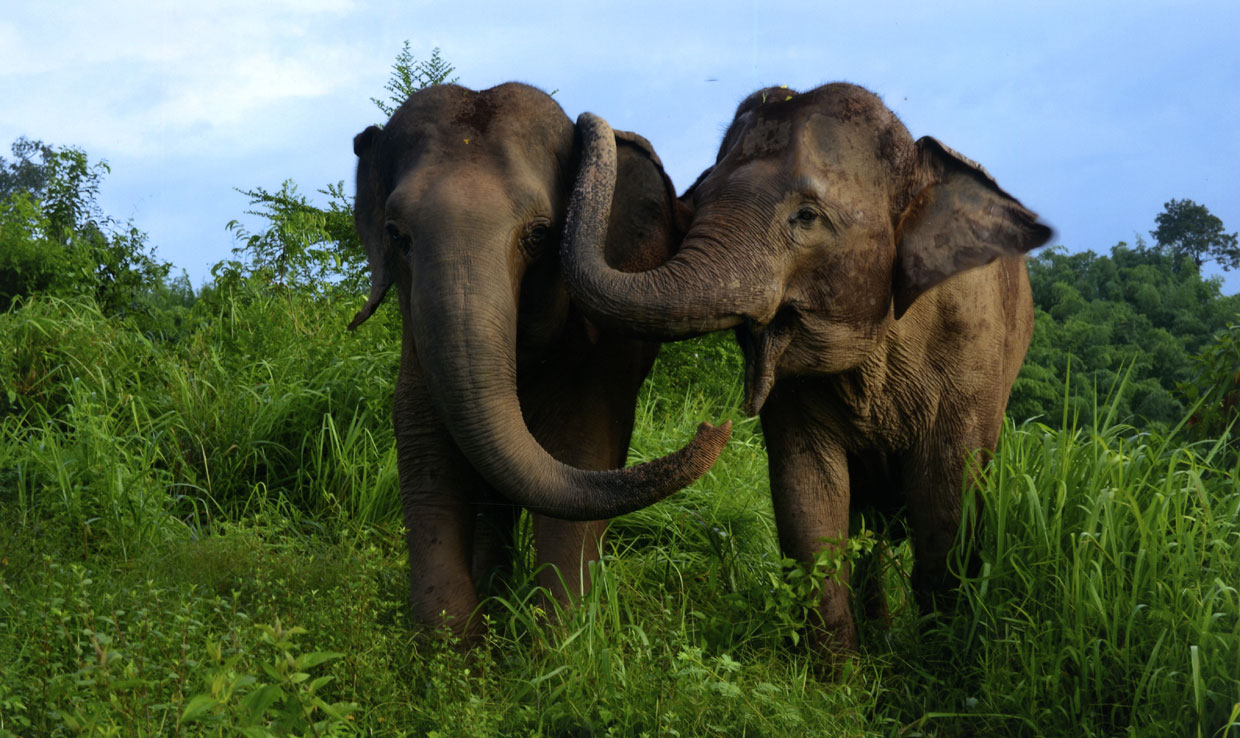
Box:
xmin=1012 ymin=241 xmax=1240 ymax=430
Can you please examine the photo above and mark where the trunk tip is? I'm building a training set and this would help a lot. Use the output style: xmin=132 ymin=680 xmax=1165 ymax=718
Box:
xmin=687 ymin=419 xmax=733 ymax=474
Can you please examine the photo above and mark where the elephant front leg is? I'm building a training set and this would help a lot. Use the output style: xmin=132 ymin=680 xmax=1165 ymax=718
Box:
xmin=761 ymin=389 xmax=856 ymax=653
xmin=531 ymin=516 xmax=608 ymax=607
xmin=906 ymin=434 xmax=990 ymax=614
xmin=523 ymin=414 xmax=612 ymax=608
xmin=402 ymin=492 xmax=480 ymax=637
xmin=470 ymin=494 xmax=518 ymax=597
xmin=517 ymin=332 xmax=649 ymax=612
xmin=395 ymin=368 xmax=486 ymax=640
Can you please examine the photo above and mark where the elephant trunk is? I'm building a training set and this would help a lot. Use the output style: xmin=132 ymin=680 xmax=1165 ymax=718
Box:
xmin=561 ymin=113 xmax=775 ymax=341
xmin=409 ymin=229 xmax=730 ymax=521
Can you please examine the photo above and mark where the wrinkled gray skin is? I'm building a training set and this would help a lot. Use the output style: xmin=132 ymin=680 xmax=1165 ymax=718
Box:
xmin=350 ymin=82 xmax=730 ymax=637
xmin=562 ymin=83 xmax=1051 ymax=653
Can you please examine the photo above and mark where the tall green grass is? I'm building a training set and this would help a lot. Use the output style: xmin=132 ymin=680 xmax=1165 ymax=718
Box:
xmin=921 ymin=420 xmax=1240 ymax=736
xmin=1 ymin=293 xmax=400 ymax=542
xmin=2 ymin=294 xmax=1238 ymax=736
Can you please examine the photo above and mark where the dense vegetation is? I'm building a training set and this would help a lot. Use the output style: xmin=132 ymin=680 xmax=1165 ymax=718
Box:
xmin=2 ymin=49 xmax=1238 ymax=736
xmin=1011 ymin=241 xmax=1240 ymax=428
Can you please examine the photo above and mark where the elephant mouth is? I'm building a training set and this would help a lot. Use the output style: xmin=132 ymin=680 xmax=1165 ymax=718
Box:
xmin=740 ymin=306 xmax=797 ymax=416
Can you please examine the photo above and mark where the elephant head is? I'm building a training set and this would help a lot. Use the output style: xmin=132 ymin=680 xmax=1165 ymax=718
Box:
xmin=562 ymin=83 xmax=1052 ymax=415
xmin=350 ymin=82 xmax=729 ymax=521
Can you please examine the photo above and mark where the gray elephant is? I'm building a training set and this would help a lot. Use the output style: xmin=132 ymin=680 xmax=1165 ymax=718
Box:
xmin=562 ymin=83 xmax=1051 ymax=653
xmin=349 ymin=82 xmax=730 ymax=638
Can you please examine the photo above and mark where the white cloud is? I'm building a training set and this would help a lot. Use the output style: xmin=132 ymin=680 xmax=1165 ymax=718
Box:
xmin=0 ymin=2 xmax=370 ymax=159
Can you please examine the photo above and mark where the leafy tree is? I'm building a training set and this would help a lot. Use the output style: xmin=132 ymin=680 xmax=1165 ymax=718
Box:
xmin=224 ymin=180 xmax=364 ymax=293
xmin=370 ymin=44 xmax=458 ymax=118
xmin=228 ymin=43 xmax=454 ymax=293
xmin=0 ymin=142 xmax=172 ymax=316
xmin=1150 ymin=198 xmax=1240 ymax=271
xmin=0 ymin=137 xmax=54 ymax=199
xmin=1181 ymin=319 xmax=1240 ymax=452
xmin=1011 ymin=240 xmax=1240 ymax=428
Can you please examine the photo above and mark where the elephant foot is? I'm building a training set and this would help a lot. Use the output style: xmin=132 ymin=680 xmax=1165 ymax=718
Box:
xmin=804 ymin=622 xmax=861 ymax=680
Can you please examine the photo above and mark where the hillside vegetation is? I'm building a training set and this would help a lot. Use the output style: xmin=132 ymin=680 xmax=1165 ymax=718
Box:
xmin=1 ymin=49 xmax=1238 ymax=736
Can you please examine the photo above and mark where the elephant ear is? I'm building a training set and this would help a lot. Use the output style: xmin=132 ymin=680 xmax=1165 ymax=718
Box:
xmin=604 ymin=129 xmax=690 ymax=272
xmin=348 ymin=125 xmax=394 ymax=330
xmin=892 ymin=136 xmax=1052 ymax=318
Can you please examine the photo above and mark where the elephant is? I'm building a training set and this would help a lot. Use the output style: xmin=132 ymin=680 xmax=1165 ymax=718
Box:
xmin=561 ymin=82 xmax=1052 ymax=653
xmin=349 ymin=82 xmax=731 ymax=638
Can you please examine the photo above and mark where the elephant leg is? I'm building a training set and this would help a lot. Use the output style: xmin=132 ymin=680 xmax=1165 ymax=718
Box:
xmin=524 ymin=411 xmax=613 ymax=607
xmin=852 ymin=540 xmax=889 ymax=624
xmin=517 ymin=333 xmax=652 ymax=608
xmin=845 ymin=452 xmax=896 ymax=626
xmin=906 ymin=433 xmax=991 ymax=612
xmin=471 ymin=494 xmax=518 ymax=597
xmin=761 ymin=385 xmax=856 ymax=653
xmin=395 ymin=365 xmax=486 ymax=639
xmin=403 ymin=493 xmax=479 ymax=636
xmin=531 ymin=515 xmax=608 ymax=606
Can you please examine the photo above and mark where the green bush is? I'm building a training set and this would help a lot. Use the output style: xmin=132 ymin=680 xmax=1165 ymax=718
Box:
xmin=0 ymin=143 xmax=172 ymax=316
xmin=1013 ymin=243 xmax=1240 ymax=428
xmin=1182 ymin=318 xmax=1240 ymax=453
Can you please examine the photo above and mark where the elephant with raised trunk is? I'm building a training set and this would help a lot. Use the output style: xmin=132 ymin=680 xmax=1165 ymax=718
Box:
xmin=350 ymin=82 xmax=730 ymax=637
xmin=563 ymin=83 xmax=1051 ymax=653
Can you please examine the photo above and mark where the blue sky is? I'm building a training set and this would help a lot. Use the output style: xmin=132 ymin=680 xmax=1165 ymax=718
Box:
xmin=2 ymin=0 xmax=1238 ymax=294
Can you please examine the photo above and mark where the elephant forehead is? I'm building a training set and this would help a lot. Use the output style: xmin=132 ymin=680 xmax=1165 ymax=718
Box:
xmin=737 ymin=116 xmax=793 ymax=159
xmin=386 ymin=169 xmax=533 ymax=227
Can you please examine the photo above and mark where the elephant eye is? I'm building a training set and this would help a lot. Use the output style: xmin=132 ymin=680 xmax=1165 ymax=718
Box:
xmin=385 ymin=221 xmax=411 ymax=252
xmin=526 ymin=223 xmax=551 ymax=244
xmin=520 ymin=219 xmax=554 ymax=257
xmin=792 ymin=207 xmax=818 ymax=225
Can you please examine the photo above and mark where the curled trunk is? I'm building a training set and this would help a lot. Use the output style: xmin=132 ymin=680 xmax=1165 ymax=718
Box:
xmin=561 ymin=113 xmax=773 ymax=340
xmin=410 ymin=235 xmax=730 ymax=521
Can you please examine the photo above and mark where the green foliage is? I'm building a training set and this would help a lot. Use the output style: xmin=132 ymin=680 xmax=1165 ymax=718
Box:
xmin=1151 ymin=198 xmax=1240 ymax=271
xmin=0 ymin=136 xmax=54 ymax=198
xmin=370 ymin=43 xmax=458 ymax=119
xmin=916 ymin=416 xmax=1240 ymax=736
xmin=0 ymin=190 xmax=67 ymax=309
xmin=2 ymin=277 xmax=1239 ymax=734
xmin=226 ymin=180 xmax=366 ymax=294
xmin=5 ymin=352 xmax=1237 ymax=735
xmin=0 ymin=289 xmax=401 ymax=547
xmin=1011 ymin=242 xmax=1240 ymax=427
xmin=0 ymin=536 xmax=372 ymax=736
xmin=642 ymin=331 xmax=745 ymax=417
xmin=760 ymin=529 xmax=877 ymax=647
xmin=1182 ymin=318 xmax=1240 ymax=452
xmin=0 ymin=141 xmax=174 ymax=318
xmin=177 ymin=619 xmax=357 ymax=735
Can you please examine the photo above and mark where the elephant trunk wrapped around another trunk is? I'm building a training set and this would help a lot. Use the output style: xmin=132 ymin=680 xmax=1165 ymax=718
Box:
xmin=561 ymin=113 xmax=778 ymax=341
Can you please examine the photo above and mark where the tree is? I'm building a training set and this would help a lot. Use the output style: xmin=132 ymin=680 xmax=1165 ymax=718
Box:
xmin=1150 ymin=198 xmax=1240 ymax=271
xmin=0 ymin=141 xmax=171 ymax=315
xmin=0 ymin=137 xmax=54 ymax=199
xmin=224 ymin=180 xmax=364 ymax=293
xmin=229 ymin=44 xmax=455 ymax=291
xmin=370 ymin=44 xmax=458 ymax=119
xmin=1011 ymin=240 xmax=1240 ymax=428
xmin=1181 ymin=319 xmax=1240 ymax=452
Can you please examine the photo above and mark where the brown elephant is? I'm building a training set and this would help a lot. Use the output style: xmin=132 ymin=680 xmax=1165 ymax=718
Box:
xmin=349 ymin=82 xmax=730 ymax=638
xmin=561 ymin=83 xmax=1051 ymax=653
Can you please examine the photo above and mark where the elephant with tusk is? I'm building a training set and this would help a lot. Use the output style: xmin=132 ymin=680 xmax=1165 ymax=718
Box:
xmin=349 ymin=82 xmax=731 ymax=638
